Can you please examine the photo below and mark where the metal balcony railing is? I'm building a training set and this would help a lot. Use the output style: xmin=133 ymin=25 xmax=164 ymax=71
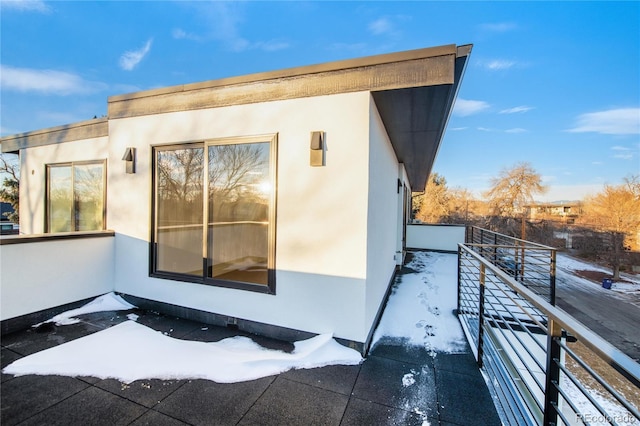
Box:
xmin=458 ymin=243 xmax=640 ymax=426
xmin=466 ymin=226 xmax=557 ymax=305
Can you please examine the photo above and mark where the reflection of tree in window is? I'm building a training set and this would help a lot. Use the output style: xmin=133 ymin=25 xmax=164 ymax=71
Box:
xmin=157 ymin=148 xmax=204 ymax=227
xmin=49 ymin=167 xmax=73 ymax=232
xmin=47 ymin=162 xmax=105 ymax=232
xmin=152 ymin=140 xmax=274 ymax=287
xmin=208 ymin=143 xmax=269 ymax=223
xmin=74 ymin=164 xmax=104 ymax=231
xmin=207 ymin=143 xmax=270 ymax=285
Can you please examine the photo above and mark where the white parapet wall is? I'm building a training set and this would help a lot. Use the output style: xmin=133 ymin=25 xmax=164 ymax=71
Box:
xmin=0 ymin=232 xmax=115 ymax=321
xmin=406 ymin=224 xmax=466 ymax=252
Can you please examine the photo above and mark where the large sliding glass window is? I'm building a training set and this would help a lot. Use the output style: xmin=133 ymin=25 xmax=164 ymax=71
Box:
xmin=155 ymin=145 xmax=204 ymax=276
xmin=46 ymin=161 xmax=106 ymax=233
xmin=152 ymin=135 xmax=277 ymax=293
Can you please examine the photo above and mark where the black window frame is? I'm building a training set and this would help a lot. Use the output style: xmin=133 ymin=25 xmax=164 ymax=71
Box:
xmin=150 ymin=134 xmax=278 ymax=294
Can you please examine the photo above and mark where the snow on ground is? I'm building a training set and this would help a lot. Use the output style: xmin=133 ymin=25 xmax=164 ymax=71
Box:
xmin=562 ymin=374 xmax=638 ymax=426
xmin=3 ymin=320 xmax=362 ymax=383
xmin=371 ymin=251 xmax=466 ymax=355
xmin=557 ymin=253 xmax=640 ymax=294
xmin=33 ymin=292 xmax=136 ymax=327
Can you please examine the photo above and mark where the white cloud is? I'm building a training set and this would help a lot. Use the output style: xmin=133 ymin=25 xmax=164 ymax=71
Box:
xmin=176 ymin=3 xmax=290 ymax=53
xmin=477 ymin=127 xmax=492 ymax=132
xmin=1 ymin=0 xmax=50 ymax=13
xmin=450 ymin=127 xmax=468 ymax=131
xmin=369 ymin=17 xmax=393 ymax=35
xmin=453 ymin=98 xmax=490 ymax=116
xmin=479 ymin=22 xmax=517 ymax=32
xmin=172 ymin=28 xmax=201 ymax=41
xmin=505 ymin=128 xmax=528 ymax=133
xmin=485 ymin=59 xmax=517 ymax=70
xmin=367 ymin=15 xmax=409 ymax=38
xmin=613 ymin=153 xmax=633 ymax=160
xmin=611 ymin=146 xmax=634 ymax=160
xmin=500 ymin=105 xmax=534 ymax=114
xmin=185 ymin=2 xmax=249 ymax=52
xmin=567 ymin=108 xmax=640 ymax=135
xmin=119 ymin=39 xmax=153 ymax=71
xmin=0 ymin=65 xmax=106 ymax=95
xmin=252 ymin=40 xmax=290 ymax=52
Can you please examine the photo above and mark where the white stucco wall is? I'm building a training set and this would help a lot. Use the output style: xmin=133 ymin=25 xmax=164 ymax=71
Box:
xmin=19 ymin=136 xmax=109 ymax=235
xmin=364 ymin=98 xmax=402 ymax=333
xmin=0 ymin=236 xmax=115 ymax=320
xmin=108 ymin=92 xmax=372 ymax=342
xmin=406 ymin=224 xmax=466 ymax=252
xmin=11 ymin=91 xmax=407 ymax=344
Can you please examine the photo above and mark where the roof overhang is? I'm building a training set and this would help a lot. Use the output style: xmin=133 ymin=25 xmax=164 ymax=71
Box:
xmin=372 ymin=45 xmax=471 ymax=191
xmin=1 ymin=118 xmax=108 ymax=154
xmin=1 ymin=44 xmax=472 ymax=191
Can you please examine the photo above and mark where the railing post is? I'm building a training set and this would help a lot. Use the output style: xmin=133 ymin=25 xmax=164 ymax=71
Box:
xmin=477 ymin=263 xmax=485 ymax=368
xmin=457 ymin=246 xmax=462 ymax=315
xmin=550 ymin=250 xmax=557 ymax=306
xmin=544 ymin=319 xmax=562 ymax=426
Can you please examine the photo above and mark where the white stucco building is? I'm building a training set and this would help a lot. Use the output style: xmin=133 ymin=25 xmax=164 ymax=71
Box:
xmin=1 ymin=44 xmax=471 ymax=352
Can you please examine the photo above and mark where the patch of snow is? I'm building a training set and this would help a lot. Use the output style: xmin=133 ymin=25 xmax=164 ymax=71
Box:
xmin=402 ymin=372 xmax=416 ymax=387
xmin=126 ymin=313 xmax=139 ymax=321
xmin=33 ymin=292 xmax=136 ymax=327
xmin=371 ymin=251 xmax=466 ymax=354
xmin=3 ymin=321 xmax=362 ymax=384
xmin=561 ymin=373 xmax=637 ymax=426
xmin=412 ymin=408 xmax=430 ymax=426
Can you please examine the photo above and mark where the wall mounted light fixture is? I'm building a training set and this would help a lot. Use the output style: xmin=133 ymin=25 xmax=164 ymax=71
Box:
xmin=122 ymin=147 xmax=136 ymax=174
xmin=310 ymin=131 xmax=325 ymax=167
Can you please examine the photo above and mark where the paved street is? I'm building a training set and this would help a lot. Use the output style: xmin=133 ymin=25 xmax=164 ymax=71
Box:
xmin=555 ymin=259 xmax=640 ymax=362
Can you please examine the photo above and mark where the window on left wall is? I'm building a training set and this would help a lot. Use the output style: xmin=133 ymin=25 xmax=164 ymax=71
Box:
xmin=46 ymin=160 xmax=106 ymax=233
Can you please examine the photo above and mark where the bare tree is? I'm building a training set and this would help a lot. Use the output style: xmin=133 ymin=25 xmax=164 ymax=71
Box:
xmin=579 ymin=183 xmax=640 ymax=279
xmin=413 ymin=175 xmax=484 ymax=225
xmin=414 ymin=173 xmax=450 ymax=223
xmin=623 ymin=174 xmax=640 ymax=199
xmin=484 ymin=162 xmax=547 ymax=238
xmin=0 ymin=154 xmax=19 ymax=223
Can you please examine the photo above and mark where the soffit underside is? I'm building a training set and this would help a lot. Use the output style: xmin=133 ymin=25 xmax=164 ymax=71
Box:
xmin=372 ymin=53 xmax=469 ymax=192
xmin=372 ymin=85 xmax=454 ymax=192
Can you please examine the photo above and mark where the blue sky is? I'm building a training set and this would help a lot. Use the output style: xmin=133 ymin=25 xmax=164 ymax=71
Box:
xmin=1 ymin=1 xmax=638 ymax=201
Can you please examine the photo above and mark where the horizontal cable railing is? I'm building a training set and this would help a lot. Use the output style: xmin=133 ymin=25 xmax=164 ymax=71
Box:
xmin=466 ymin=226 xmax=556 ymax=305
xmin=458 ymin=243 xmax=640 ymax=426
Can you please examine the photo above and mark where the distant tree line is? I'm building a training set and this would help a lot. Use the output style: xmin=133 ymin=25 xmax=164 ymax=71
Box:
xmin=413 ymin=163 xmax=640 ymax=279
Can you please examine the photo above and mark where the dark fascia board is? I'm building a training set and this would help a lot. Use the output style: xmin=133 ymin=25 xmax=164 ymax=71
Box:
xmin=0 ymin=117 xmax=108 ymax=153
xmin=108 ymin=44 xmax=460 ymax=119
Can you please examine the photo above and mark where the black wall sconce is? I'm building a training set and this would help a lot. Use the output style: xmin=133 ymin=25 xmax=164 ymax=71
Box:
xmin=310 ymin=131 xmax=325 ymax=167
xmin=122 ymin=147 xmax=136 ymax=174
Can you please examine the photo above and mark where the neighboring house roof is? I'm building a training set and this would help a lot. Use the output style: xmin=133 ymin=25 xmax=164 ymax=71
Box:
xmin=1 ymin=44 xmax=471 ymax=191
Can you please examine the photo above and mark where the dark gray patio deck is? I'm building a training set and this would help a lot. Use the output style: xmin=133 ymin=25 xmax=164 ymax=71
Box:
xmin=1 ymin=303 xmax=500 ymax=426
